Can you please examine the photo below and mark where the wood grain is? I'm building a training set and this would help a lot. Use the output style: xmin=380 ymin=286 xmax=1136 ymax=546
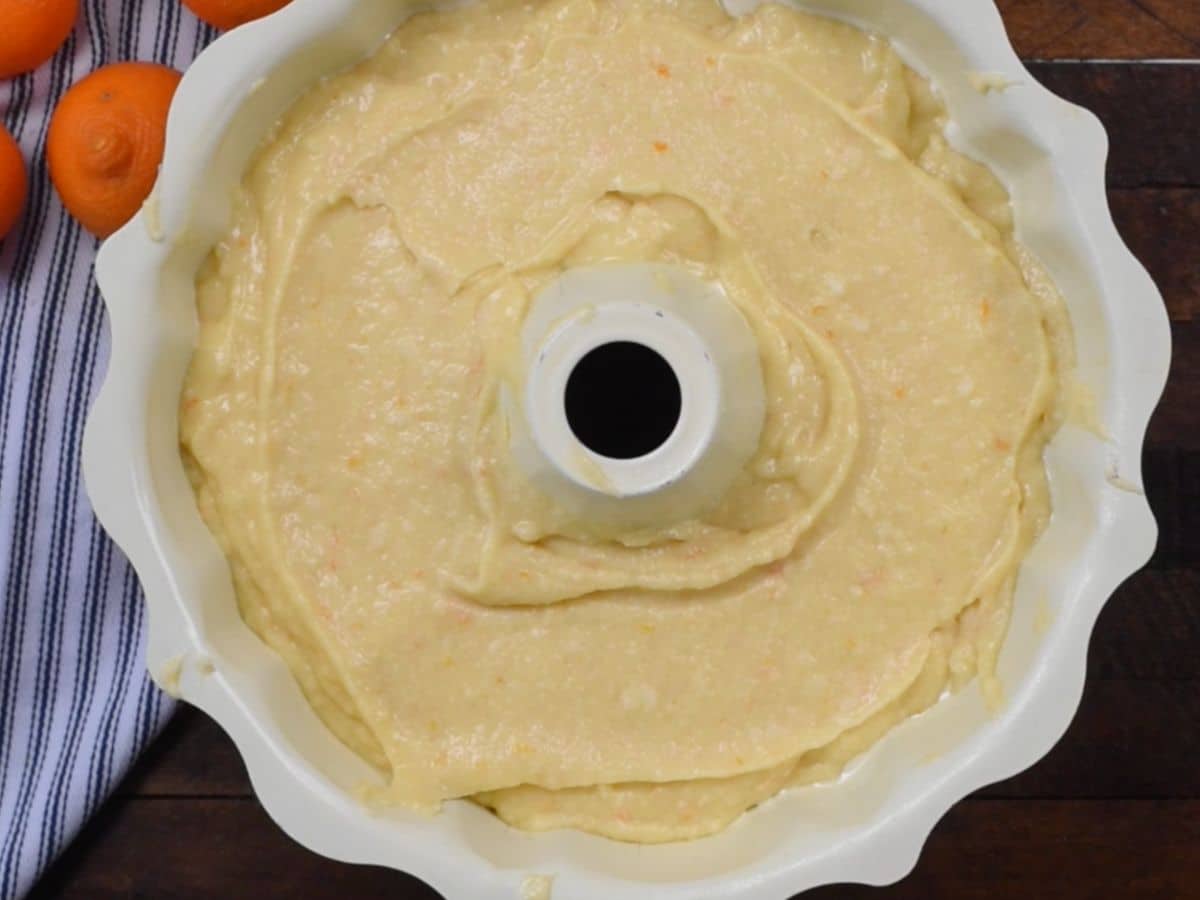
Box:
xmin=1146 ymin=450 xmax=1200 ymax=567
xmin=1109 ymin=190 xmax=1198 ymax=324
xmin=1147 ymin=322 xmax=1200 ymax=449
xmin=1088 ymin=568 xmax=1200 ymax=678
xmin=28 ymin=796 xmax=442 ymax=900
xmin=808 ymin=798 xmax=1200 ymax=900
xmin=1026 ymin=63 xmax=1200 ymax=188
xmin=998 ymin=0 xmax=1200 ymax=59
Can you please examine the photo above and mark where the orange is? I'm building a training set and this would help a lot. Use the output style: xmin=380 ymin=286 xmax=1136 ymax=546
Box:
xmin=0 ymin=0 xmax=78 ymax=80
xmin=47 ymin=62 xmax=181 ymax=238
xmin=182 ymin=0 xmax=293 ymax=31
xmin=0 ymin=125 xmax=28 ymax=240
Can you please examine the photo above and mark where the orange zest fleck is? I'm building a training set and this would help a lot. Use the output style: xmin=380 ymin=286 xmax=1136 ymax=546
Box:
xmin=980 ymin=298 xmax=992 ymax=321
xmin=652 ymin=140 xmax=669 ymax=153
xmin=654 ymin=62 xmax=671 ymax=78
xmin=993 ymin=436 xmax=1012 ymax=452
xmin=894 ymin=386 xmax=908 ymax=400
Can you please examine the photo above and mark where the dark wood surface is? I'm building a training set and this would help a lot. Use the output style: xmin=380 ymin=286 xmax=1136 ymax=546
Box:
xmin=30 ymin=2 xmax=1200 ymax=898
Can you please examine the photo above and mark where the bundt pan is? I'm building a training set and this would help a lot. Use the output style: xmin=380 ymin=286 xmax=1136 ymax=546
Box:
xmin=82 ymin=0 xmax=1170 ymax=896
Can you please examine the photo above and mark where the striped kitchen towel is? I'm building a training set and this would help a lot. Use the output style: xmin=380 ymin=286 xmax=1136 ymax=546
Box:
xmin=0 ymin=4 xmax=215 ymax=898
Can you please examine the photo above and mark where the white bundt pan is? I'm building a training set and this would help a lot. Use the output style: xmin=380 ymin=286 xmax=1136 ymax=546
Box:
xmin=81 ymin=0 xmax=1171 ymax=897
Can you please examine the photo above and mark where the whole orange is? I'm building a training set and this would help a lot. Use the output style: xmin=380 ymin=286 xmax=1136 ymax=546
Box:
xmin=182 ymin=0 xmax=293 ymax=31
xmin=48 ymin=62 xmax=182 ymax=238
xmin=0 ymin=125 xmax=28 ymax=240
xmin=0 ymin=0 xmax=78 ymax=80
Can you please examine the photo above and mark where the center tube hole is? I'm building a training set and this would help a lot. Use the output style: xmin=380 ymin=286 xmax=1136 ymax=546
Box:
xmin=565 ymin=341 xmax=682 ymax=460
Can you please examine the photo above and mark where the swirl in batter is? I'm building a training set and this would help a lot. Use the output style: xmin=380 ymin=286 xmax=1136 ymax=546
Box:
xmin=181 ymin=0 xmax=1071 ymax=842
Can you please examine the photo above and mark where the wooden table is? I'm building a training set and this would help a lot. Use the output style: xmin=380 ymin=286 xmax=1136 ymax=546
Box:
xmin=29 ymin=1 xmax=1200 ymax=897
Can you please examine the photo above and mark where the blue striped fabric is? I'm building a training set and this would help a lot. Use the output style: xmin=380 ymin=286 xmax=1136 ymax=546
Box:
xmin=0 ymin=5 xmax=216 ymax=898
